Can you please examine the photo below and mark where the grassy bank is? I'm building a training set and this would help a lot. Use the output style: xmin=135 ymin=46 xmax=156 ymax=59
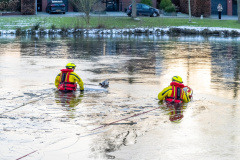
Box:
xmin=0 ymin=16 xmax=239 ymax=30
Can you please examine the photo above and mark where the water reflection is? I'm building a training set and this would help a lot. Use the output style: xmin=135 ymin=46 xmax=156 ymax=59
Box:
xmin=54 ymin=90 xmax=83 ymax=108
xmin=12 ymin=35 xmax=240 ymax=101
xmin=160 ymin=102 xmax=186 ymax=123
xmin=211 ymin=43 xmax=240 ymax=98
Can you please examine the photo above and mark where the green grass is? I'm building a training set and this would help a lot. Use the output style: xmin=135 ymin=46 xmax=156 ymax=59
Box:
xmin=0 ymin=16 xmax=240 ymax=30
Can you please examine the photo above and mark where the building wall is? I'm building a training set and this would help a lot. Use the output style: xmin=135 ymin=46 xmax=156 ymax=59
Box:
xmin=21 ymin=0 xmax=36 ymax=15
xmin=194 ymin=0 xmax=211 ymax=17
xmin=227 ymin=0 xmax=232 ymax=15
xmin=68 ymin=3 xmax=74 ymax=12
xmin=40 ymin=0 xmax=157 ymax=13
xmin=211 ymin=0 xmax=227 ymax=15
xmin=232 ymin=0 xmax=237 ymax=15
xmin=93 ymin=1 xmax=107 ymax=12
xmin=180 ymin=0 xmax=211 ymax=17
xmin=21 ymin=0 xmax=237 ymax=16
xmin=180 ymin=0 xmax=236 ymax=17
xmin=42 ymin=0 xmax=47 ymax=12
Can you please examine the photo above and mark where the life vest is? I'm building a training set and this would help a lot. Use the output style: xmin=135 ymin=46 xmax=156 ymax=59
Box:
xmin=58 ymin=69 xmax=77 ymax=91
xmin=165 ymin=82 xmax=185 ymax=104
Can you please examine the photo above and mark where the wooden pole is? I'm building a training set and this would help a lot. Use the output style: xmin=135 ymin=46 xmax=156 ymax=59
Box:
xmin=188 ymin=0 xmax=191 ymax=22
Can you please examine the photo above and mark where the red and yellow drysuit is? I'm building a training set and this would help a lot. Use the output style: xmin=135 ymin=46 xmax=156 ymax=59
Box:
xmin=55 ymin=69 xmax=84 ymax=91
xmin=158 ymin=82 xmax=191 ymax=104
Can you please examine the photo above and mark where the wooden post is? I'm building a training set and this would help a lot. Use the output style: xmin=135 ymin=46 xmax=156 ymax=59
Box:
xmin=131 ymin=0 xmax=136 ymax=18
xmin=188 ymin=0 xmax=191 ymax=22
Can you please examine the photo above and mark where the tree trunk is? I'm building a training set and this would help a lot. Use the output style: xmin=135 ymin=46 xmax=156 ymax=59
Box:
xmin=188 ymin=0 xmax=191 ymax=22
xmin=238 ymin=0 xmax=240 ymax=22
xmin=132 ymin=0 xmax=136 ymax=18
xmin=69 ymin=0 xmax=97 ymax=27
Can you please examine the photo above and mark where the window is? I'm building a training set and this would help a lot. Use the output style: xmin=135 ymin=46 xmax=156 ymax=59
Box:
xmin=136 ymin=4 xmax=141 ymax=9
xmin=142 ymin=4 xmax=150 ymax=10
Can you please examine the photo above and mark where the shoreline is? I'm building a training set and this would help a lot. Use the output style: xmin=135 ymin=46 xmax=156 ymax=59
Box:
xmin=1 ymin=26 xmax=240 ymax=37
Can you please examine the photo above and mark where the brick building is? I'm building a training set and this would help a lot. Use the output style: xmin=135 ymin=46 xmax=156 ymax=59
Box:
xmin=180 ymin=0 xmax=238 ymax=17
xmin=35 ymin=0 xmax=158 ymax=13
xmin=24 ymin=0 xmax=238 ymax=17
xmin=180 ymin=0 xmax=211 ymax=17
xmin=210 ymin=0 xmax=238 ymax=16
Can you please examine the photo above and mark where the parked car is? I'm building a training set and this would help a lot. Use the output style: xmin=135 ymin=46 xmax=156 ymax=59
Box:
xmin=127 ymin=3 xmax=160 ymax=17
xmin=46 ymin=0 xmax=65 ymax=14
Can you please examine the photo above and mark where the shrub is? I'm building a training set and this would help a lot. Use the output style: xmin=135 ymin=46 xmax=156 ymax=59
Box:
xmin=96 ymin=23 xmax=106 ymax=29
xmin=0 ymin=0 xmax=20 ymax=11
xmin=16 ymin=27 xmax=21 ymax=35
xmin=32 ymin=22 xmax=41 ymax=30
xmin=61 ymin=25 xmax=68 ymax=33
xmin=0 ymin=2 xmax=7 ymax=11
xmin=21 ymin=0 xmax=35 ymax=15
xmin=73 ymin=17 xmax=83 ymax=30
xmin=39 ymin=27 xmax=45 ymax=32
xmin=164 ymin=5 xmax=176 ymax=13
xmin=7 ymin=0 xmax=20 ymax=11
xmin=159 ymin=0 xmax=172 ymax=10
xmin=51 ymin=24 xmax=56 ymax=30
xmin=140 ymin=0 xmax=152 ymax=6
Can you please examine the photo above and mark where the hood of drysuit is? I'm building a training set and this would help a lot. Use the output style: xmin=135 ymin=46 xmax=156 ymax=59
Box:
xmin=170 ymin=82 xmax=185 ymax=88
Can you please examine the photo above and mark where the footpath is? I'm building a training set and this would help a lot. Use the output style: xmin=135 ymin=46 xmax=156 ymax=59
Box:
xmin=2 ymin=11 xmax=238 ymax=21
xmin=34 ymin=12 xmax=239 ymax=20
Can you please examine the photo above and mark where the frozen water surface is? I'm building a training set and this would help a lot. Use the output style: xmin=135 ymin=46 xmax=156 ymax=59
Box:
xmin=0 ymin=35 xmax=240 ymax=160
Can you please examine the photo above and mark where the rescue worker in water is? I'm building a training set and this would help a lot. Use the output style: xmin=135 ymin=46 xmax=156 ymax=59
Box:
xmin=158 ymin=76 xmax=192 ymax=104
xmin=55 ymin=63 xmax=84 ymax=92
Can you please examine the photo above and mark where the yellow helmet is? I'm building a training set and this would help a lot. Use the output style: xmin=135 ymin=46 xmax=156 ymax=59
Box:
xmin=66 ymin=63 xmax=76 ymax=69
xmin=172 ymin=76 xmax=183 ymax=83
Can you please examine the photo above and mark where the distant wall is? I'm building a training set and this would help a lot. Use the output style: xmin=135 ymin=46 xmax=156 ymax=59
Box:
xmin=93 ymin=1 xmax=106 ymax=12
xmin=42 ymin=0 xmax=47 ymax=12
xmin=180 ymin=0 xmax=211 ymax=17
xmin=211 ymin=0 xmax=227 ymax=15
xmin=21 ymin=0 xmax=36 ymax=15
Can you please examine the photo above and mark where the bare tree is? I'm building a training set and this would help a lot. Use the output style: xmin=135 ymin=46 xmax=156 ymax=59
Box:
xmin=70 ymin=0 xmax=98 ymax=27
xmin=188 ymin=0 xmax=191 ymax=22
xmin=132 ymin=0 xmax=136 ymax=18
xmin=238 ymin=0 xmax=240 ymax=22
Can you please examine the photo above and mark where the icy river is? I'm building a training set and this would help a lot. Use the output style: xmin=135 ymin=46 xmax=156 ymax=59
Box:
xmin=0 ymin=34 xmax=240 ymax=160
